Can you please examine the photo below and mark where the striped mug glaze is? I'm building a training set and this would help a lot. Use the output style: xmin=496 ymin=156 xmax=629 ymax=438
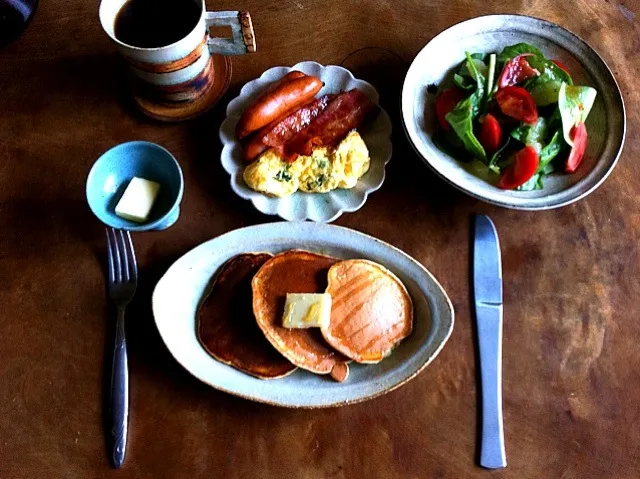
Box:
xmin=99 ymin=0 xmax=255 ymax=104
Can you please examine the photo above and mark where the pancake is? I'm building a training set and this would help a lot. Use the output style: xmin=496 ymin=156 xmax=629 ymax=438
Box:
xmin=252 ymin=250 xmax=350 ymax=382
xmin=321 ymin=259 xmax=413 ymax=363
xmin=198 ymin=253 xmax=296 ymax=380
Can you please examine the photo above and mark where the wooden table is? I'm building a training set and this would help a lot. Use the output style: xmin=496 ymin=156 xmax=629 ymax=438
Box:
xmin=1 ymin=0 xmax=639 ymax=477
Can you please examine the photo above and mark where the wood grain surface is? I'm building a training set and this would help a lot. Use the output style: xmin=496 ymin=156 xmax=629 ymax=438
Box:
xmin=1 ymin=0 xmax=639 ymax=477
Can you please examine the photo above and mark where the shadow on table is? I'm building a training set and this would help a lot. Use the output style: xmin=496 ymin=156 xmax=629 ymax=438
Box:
xmin=341 ymin=46 xmax=473 ymax=214
xmin=1 ymin=53 xmax=131 ymax=122
xmin=182 ymin=85 xmax=275 ymax=226
xmin=322 ymin=47 xmax=476 ymax=248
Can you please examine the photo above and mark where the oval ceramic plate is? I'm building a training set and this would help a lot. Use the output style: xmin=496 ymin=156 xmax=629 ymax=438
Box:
xmin=402 ymin=14 xmax=626 ymax=210
xmin=152 ymin=222 xmax=453 ymax=408
xmin=220 ymin=61 xmax=393 ymax=222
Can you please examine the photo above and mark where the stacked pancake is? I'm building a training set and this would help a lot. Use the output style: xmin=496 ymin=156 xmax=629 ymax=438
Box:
xmin=197 ymin=253 xmax=296 ymax=379
xmin=197 ymin=250 xmax=413 ymax=382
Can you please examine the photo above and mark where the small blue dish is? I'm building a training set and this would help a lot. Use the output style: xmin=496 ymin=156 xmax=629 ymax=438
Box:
xmin=86 ymin=141 xmax=184 ymax=231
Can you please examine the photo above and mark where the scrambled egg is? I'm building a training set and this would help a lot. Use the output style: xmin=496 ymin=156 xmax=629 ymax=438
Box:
xmin=243 ymin=131 xmax=370 ymax=197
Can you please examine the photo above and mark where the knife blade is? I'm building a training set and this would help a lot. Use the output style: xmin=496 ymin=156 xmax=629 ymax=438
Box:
xmin=473 ymin=214 xmax=507 ymax=469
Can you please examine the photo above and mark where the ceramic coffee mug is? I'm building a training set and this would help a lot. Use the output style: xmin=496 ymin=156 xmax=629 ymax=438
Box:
xmin=99 ymin=0 xmax=255 ymax=107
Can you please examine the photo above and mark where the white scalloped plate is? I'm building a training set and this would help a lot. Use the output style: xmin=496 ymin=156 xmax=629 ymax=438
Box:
xmin=219 ymin=61 xmax=392 ymax=222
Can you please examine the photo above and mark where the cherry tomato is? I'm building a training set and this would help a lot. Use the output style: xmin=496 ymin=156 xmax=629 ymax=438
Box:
xmin=498 ymin=54 xmax=540 ymax=88
xmin=495 ymin=86 xmax=538 ymax=125
xmin=566 ymin=122 xmax=588 ymax=173
xmin=478 ymin=114 xmax=502 ymax=153
xmin=435 ymin=87 xmax=465 ymax=130
xmin=552 ymin=59 xmax=570 ymax=74
xmin=498 ymin=146 xmax=540 ymax=189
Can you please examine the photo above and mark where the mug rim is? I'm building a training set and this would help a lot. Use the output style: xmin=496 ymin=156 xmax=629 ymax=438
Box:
xmin=99 ymin=0 xmax=206 ymax=52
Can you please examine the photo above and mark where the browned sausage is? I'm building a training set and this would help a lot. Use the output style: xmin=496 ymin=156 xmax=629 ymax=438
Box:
xmin=265 ymin=71 xmax=306 ymax=92
xmin=240 ymin=71 xmax=307 ymax=159
xmin=262 ymin=94 xmax=335 ymax=148
xmin=236 ymin=72 xmax=306 ymax=154
xmin=284 ymin=89 xmax=378 ymax=160
xmin=242 ymin=94 xmax=335 ymax=162
xmin=236 ymin=75 xmax=324 ymax=139
xmin=242 ymin=136 xmax=270 ymax=163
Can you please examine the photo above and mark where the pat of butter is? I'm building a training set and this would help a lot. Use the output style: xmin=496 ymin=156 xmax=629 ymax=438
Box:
xmin=115 ymin=177 xmax=160 ymax=223
xmin=282 ymin=293 xmax=332 ymax=329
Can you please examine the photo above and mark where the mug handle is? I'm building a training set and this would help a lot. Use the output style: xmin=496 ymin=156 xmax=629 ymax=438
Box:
xmin=205 ymin=11 xmax=256 ymax=56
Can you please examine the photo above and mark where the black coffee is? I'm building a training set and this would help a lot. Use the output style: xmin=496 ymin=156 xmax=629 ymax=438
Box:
xmin=114 ymin=0 xmax=201 ymax=49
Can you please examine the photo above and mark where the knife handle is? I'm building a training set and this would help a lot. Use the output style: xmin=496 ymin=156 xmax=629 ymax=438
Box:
xmin=476 ymin=304 xmax=507 ymax=469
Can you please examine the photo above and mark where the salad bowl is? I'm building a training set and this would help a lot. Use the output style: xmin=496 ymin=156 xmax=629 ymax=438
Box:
xmin=401 ymin=14 xmax=625 ymax=210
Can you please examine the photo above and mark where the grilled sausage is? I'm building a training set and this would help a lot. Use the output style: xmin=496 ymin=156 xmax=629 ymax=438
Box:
xmin=242 ymin=94 xmax=335 ymax=162
xmin=236 ymin=75 xmax=324 ymax=139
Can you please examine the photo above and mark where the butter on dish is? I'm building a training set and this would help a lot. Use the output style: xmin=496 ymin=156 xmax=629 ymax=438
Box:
xmin=115 ymin=177 xmax=160 ymax=223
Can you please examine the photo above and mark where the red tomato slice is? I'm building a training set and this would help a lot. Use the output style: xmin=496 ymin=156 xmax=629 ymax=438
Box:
xmin=566 ymin=122 xmax=588 ymax=173
xmin=495 ymin=86 xmax=538 ymax=125
xmin=498 ymin=146 xmax=540 ymax=189
xmin=552 ymin=59 xmax=570 ymax=74
xmin=498 ymin=54 xmax=540 ymax=88
xmin=435 ymin=87 xmax=465 ymax=130
xmin=478 ymin=114 xmax=502 ymax=153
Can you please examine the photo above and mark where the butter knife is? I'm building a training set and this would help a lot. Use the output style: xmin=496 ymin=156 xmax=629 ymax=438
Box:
xmin=473 ymin=215 xmax=507 ymax=469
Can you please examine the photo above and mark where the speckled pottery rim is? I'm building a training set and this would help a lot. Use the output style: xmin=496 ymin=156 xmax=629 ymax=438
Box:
xmin=99 ymin=0 xmax=255 ymax=119
xmin=219 ymin=61 xmax=393 ymax=223
xmin=151 ymin=222 xmax=454 ymax=408
xmin=401 ymin=14 xmax=626 ymax=210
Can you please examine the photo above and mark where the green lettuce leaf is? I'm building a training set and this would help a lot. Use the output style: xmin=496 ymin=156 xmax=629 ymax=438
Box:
xmin=488 ymin=137 xmax=511 ymax=173
xmin=537 ymin=130 xmax=564 ymax=172
xmin=444 ymin=52 xmax=487 ymax=162
xmin=434 ymin=126 xmax=465 ymax=156
xmin=510 ymin=117 xmax=548 ymax=152
xmin=463 ymin=52 xmax=485 ymax=116
xmin=458 ymin=53 xmax=488 ymax=76
xmin=547 ymin=107 xmax=563 ymax=132
xmin=460 ymin=58 xmax=488 ymax=78
xmin=558 ymin=82 xmax=597 ymax=146
xmin=516 ymin=173 xmax=544 ymax=191
xmin=528 ymin=79 xmax=563 ymax=106
xmin=496 ymin=43 xmax=572 ymax=105
xmin=445 ymin=96 xmax=486 ymax=162
xmin=453 ymin=73 xmax=475 ymax=90
xmin=497 ymin=43 xmax=543 ymax=64
xmin=525 ymin=59 xmax=573 ymax=105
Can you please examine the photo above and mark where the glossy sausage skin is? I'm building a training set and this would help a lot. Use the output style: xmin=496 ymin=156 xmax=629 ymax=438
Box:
xmin=243 ymin=137 xmax=270 ymax=163
xmin=235 ymin=71 xmax=306 ymax=145
xmin=236 ymin=75 xmax=324 ymax=139
xmin=284 ymin=89 xmax=378 ymax=158
xmin=264 ymin=71 xmax=306 ymax=93
xmin=262 ymin=94 xmax=335 ymax=147
xmin=242 ymin=94 xmax=335 ymax=162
